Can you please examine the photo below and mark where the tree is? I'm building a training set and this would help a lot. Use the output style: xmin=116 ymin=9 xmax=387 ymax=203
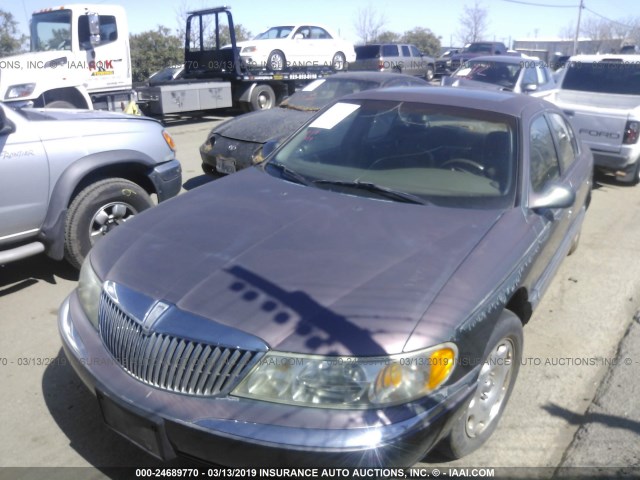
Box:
xmin=457 ymin=0 xmax=489 ymax=45
xmin=0 ymin=9 xmax=27 ymax=56
xmin=374 ymin=31 xmax=401 ymax=43
xmin=353 ymin=3 xmax=387 ymax=44
xmin=130 ymin=26 xmax=183 ymax=83
xmin=402 ymin=27 xmax=442 ymax=56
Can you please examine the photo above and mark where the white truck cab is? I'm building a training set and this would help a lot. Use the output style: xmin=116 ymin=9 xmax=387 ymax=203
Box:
xmin=0 ymin=4 xmax=133 ymax=110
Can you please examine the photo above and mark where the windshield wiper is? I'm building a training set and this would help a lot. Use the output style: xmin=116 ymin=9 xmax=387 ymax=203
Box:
xmin=265 ymin=161 xmax=311 ymax=186
xmin=313 ymin=180 xmax=429 ymax=205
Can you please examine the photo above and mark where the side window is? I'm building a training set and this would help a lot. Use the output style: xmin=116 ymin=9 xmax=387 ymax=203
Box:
xmin=78 ymin=15 xmax=117 ymax=50
xmin=522 ymin=65 xmax=538 ymax=86
xmin=530 ymin=116 xmax=561 ymax=192
xmin=536 ymin=66 xmax=548 ymax=85
xmin=310 ymin=27 xmax=331 ymax=39
xmin=410 ymin=45 xmax=422 ymax=57
xmin=547 ymin=113 xmax=578 ymax=171
xmin=382 ymin=45 xmax=399 ymax=57
xmin=401 ymin=45 xmax=411 ymax=57
xmin=294 ymin=26 xmax=311 ymax=39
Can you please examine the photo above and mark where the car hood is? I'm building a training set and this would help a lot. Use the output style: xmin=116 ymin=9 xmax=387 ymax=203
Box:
xmin=23 ymin=108 xmax=157 ymax=122
xmin=92 ymin=168 xmax=503 ymax=356
xmin=215 ymin=108 xmax=314 ymax=143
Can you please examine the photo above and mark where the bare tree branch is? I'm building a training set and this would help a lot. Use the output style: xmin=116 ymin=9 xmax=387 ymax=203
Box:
xmin=457 ymin=0 xmax=489 ymax=45
xmin=352 ymin=3 xmax=387 ymax=44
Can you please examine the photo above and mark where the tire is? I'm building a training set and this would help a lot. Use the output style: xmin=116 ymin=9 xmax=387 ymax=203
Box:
xmin=625 ymin=161 xmax=640 ymax=185
xmin=248 ymin=84 xmax=276 ymax=111
xmin=45 ymin=100 xmax=76 ymax=108
xmin=332 ymin=52 xmax=347 ymax=71
xmin=425 ymin=65 xmax=435 ymax=81
xmin=267 ymin=50 xmax=286 ymax=71
xmin=439 ymin=310 xmax=523 ymax=459
xmin=64 ymin=178 xmax=154 ymax=269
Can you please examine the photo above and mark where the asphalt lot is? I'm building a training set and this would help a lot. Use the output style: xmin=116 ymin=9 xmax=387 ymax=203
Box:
xmin=1 ymin=112 xmax=639 ymax=478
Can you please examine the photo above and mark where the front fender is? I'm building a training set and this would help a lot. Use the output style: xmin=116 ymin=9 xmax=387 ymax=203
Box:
xmin=40 ymin=149 xmax=162 ymax=260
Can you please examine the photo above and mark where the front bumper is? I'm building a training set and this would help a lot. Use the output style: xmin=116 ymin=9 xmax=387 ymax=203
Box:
xmin=199 ymin=136 xmax=261 ymax=175
xmin=591 ymin=148 xmax=639 ymax=174
xmin=149 ymin=159 xmax=182 ymax=201
xmin=58 ymin=291 xmax=475 ymax=467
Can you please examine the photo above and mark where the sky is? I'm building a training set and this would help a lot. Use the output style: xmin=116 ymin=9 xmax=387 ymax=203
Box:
xmin=5 ymin=0 xmax=638 ymax=47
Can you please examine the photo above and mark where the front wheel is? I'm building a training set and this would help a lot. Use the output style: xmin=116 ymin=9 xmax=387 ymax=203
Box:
xmin=425 ymin=65 xmax=435 ymax=81
xmin=45 ymin=100 xmax=76 ymax=108
xmin=332 ymin=52 xmax=347 ymax=71
xmin=64 ymin=178 xmax=154 ymax=269
xmin=439 ymin=310 xmax=523 ymax=459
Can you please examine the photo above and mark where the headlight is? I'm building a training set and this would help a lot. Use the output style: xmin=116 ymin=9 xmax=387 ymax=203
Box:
xmin=242 ymin=46 xmax=257 ymax=54
xmin=232 ymin=343 xmax=457 ymax=408
xmin=77 ymin=257 xmax=103 ymax=329
xmin=5 ymin=83 xmax=36 ymax=99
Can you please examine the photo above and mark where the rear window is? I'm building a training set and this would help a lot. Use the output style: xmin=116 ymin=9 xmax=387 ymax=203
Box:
xmin=355 ymin=45 xmax=380 ymax=59
xmin=562 ymin=61 xmax=640 ymax=95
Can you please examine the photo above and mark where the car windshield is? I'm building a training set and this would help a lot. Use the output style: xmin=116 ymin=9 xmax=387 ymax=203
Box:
xmin=255 ymin=26 xmax=294 ymax=39
xmin=280 ymin=78 xmax=380 ymax=111
xmin=454 ymin=61 xmax=521 ymax=89
xmin=31 ymin=10 xmax=72 ymax=51
xmin=268 ymin=99 xmax=517 ymax=209
xmin=562 ymin=61 xmax=640 ymax=95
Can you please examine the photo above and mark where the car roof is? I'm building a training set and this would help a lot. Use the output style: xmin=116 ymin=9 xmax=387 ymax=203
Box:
xmin=339 ymin=86 xmax=553 ymax=116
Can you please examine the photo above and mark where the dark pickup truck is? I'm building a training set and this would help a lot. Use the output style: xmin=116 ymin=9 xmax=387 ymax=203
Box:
xmin=436 ymin=42 xmax=516 ymax=75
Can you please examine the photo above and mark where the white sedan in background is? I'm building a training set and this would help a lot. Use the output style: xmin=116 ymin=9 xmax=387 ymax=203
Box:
xmin=238 ymin=24 xmax=356 ymax=71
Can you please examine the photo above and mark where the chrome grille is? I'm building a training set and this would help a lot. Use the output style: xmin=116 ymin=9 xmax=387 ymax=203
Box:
xmin=98 ymin=292 xmax=257 ymax=396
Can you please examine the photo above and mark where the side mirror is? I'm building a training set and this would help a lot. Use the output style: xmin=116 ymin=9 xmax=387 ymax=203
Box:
xmin=87 ymin=13 xmax=101 ymax=45
xmin=530 ymin=183 xmax=575 ymax=211
xmin=294 ymin=33 xmax=304 ymax=40
xmin=522 ymin=83 xmax=538 ymax=93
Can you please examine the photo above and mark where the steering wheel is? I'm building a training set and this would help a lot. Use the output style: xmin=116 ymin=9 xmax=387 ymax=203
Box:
xmin=441 ymin=158 xmax=486 ymax=176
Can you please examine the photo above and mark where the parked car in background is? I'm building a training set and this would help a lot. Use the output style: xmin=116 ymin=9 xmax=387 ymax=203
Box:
xmin=148 ymin=65 xmax=185 ymax=85
xmin=434 ymin=48 xmax=461 ymax=76
xmin=0 ymin=103 xmax=181 ymax=268
xmin=237 ymin=24 xmax=356 ymax=71
xmin=60 ymin=87 xmax=592 ymax=467
xmin=441 ymin=56 xmax=556 ymax=95
xmin=350 ymin=43 xmax=436 ymax=80
xmin=200 ymin=71 xmax=428 ymax=176
xmin=542 ymin=54 xmax=640 ymax=184
xmin=436 ymin=41 xmax=516 ymax=75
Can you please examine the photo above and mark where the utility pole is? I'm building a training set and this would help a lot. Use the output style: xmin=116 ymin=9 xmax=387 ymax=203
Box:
xmin=573 ymin=0 xmax=584 ymax=55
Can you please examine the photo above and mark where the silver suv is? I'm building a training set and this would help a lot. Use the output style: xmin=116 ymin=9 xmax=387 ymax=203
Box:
xmin=0 ymin=104 xmax=182 ymax=268
xmin=351 ymin=44 xmax=436 ymax=81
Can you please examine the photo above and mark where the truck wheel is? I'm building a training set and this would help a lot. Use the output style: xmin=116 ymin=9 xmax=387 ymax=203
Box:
xmin=64 ymin=178 xmax=154 ymax=269
xmin=332 ymin=52 xmax=347 ymax=71
xmin=45 ymin=100 xmax=76 ymax=108
xmin=425 ymin=65 xmax=435 ymax=81
xmin=249 ymin=85 xmax=276 ymax=111
xmin=438 ymin=310 xmax=523 ymax=459
xmin=267 ymin=50 xmax=286 ymax=71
